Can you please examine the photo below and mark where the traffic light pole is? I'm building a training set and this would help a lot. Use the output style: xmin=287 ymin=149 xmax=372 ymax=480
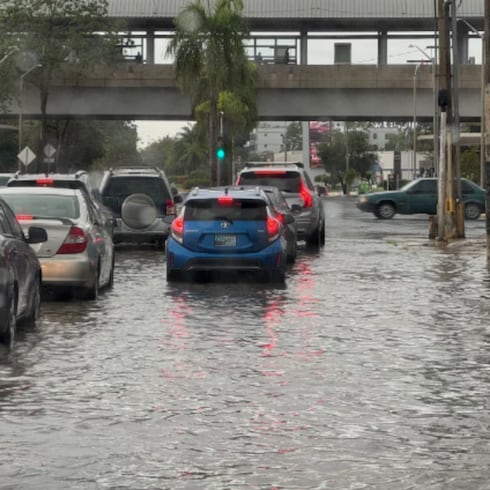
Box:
xmin=217 ymin=111 xmax=224 ymax=186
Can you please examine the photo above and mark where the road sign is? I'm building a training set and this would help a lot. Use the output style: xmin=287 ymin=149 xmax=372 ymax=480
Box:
xmin=44 ymin=143 xmax=56 ymax=158
xmin=17 ymin=146 xmax=36 ymax=167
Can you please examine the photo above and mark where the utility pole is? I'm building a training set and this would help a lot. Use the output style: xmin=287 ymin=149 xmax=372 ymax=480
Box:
xmin=436 ymin=0 xmax=457 ymax=241
xmin=450 ymin=0 xmax=465 ymax=238
xmin=485 ymin=0 xmax=490 ymax=256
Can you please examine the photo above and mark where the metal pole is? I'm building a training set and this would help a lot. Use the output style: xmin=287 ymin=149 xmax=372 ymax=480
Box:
xmin=412 ymin=63 xmax=421 ymax=179
xmin=410 ymin=43 xmax=438 ymax=175
xmin=217 ymin=111 xmax=223 ymax=186
xmin=17 ymin=64 xmax=41 ymax=170
xmin=18 ymin=75 xmax=23 ymax=156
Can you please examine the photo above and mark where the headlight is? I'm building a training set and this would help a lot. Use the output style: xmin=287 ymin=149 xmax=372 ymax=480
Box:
xmin=359 ymin=197 xmax=368 ymax=203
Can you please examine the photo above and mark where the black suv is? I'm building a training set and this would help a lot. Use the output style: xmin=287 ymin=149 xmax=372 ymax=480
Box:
xmin=236 ymin=162 xmax=325 ymax=246
xmin=99 ymin=166 xmax=181 ymax=245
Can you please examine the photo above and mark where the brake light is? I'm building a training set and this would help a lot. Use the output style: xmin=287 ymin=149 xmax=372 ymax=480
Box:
xmin=57 ymin=226 xmax=87 ymax=254
xmin=171 ymin=217 xmax=184 ymax=244
xmin=254 ymin=170 xmax=286 ymax=175
xmin=166 ymin=198 xmax=175 ymax=215
xmin=218 ymin=196 xmax=234 ymax=206
xmin=16 ymin=214 xmax=33 ymax=221
xmin=275 ymin=213 xmax=285 ymax=224
xmin=36 ymin=178 xmax=54 ymax=186
xmin=299 ymin=180 xmax=313 ymax=208
xmin=267 ymin=216 xmax=280 ymax=242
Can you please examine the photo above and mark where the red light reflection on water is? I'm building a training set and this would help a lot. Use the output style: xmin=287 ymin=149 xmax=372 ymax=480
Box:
xmin=160 ymin=295 xmax=191 ymax=351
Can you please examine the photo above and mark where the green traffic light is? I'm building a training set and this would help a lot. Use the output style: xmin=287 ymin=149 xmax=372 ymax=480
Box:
xmin=216 ymin=147 xmax=225 ymax=160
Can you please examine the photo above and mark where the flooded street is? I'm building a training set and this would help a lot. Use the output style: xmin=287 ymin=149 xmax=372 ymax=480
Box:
xmin=2 ymin=197 xmax=490 ymax=489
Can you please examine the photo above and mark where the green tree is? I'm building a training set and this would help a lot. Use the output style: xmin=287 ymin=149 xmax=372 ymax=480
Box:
xmin=460 ymin=147 xmax=480 ymax=183
xmin=317 ymin=128 xmax=378 ymax=194
xmin=174 ymin=123 xmax=208 ymax=176
xmin=0 ymin=0 xmax=119 ymax=171
xmin=19 ymin=119 xmax=139 ymax=171
xmin=166 ymin=0 xmax=257 ymax=185
xmin=284 ymin=122 xmax=302 ymax=151
xmin=140 ymin=136 xmax=180 ymax=173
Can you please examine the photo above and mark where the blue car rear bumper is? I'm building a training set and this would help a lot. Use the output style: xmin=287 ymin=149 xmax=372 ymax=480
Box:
xmin=166 ymin=237 xmax=286 ymax=275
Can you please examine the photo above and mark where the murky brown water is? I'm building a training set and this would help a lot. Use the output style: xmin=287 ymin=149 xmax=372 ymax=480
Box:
xmin=1 ymin=198 xmax=490 ymax=489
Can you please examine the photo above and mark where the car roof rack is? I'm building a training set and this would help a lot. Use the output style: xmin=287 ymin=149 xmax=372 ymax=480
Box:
xmin=244 ymin=161 xmax=303 ymax=168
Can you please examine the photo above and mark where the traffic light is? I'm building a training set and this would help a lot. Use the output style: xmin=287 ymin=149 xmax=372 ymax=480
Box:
xmin=216 ymin=135 xmax=226 ymax=160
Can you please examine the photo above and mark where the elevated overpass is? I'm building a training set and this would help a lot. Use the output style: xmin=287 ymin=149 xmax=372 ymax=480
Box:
xmin=11 ymin=64 xmax=483 ymax=122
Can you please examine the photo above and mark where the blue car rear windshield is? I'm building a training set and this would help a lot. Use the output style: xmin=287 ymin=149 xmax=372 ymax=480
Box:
xmin=184 ymin=199 xmax=267 ymax=221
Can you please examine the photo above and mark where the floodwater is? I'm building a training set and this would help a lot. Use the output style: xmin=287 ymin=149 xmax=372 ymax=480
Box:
xmin=1 ymin=197 xmax=490 ymax=490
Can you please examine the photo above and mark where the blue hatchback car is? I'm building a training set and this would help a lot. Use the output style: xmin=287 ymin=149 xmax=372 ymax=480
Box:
xmin=165 ymin=187 xmax=288 ymax=282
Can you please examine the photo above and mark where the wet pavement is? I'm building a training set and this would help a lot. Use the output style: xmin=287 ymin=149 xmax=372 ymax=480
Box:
xmin=1 ymin=197 xmax=490 ymax=489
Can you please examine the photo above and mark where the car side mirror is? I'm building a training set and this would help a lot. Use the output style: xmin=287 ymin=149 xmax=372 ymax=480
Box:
xmin=26 ymin=226 xmax=47 ymax=244
xmin=173 ymin=194 xmax=183 ymax=204
xmin=283 ymin=213 xmax=295 ymax=224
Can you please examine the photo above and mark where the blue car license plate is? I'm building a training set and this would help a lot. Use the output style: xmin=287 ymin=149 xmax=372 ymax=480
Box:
xmin=215 ymin=234 xmax=236 ymax=247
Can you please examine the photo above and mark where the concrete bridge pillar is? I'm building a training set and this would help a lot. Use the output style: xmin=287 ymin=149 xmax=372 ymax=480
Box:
xmin=378 ymin=31 xmax=388 ymax=65
xmin=300 ymin=30 xmax=308 ymax=65
xmin=456 ymin=23 xmax=470 ymax=63
xmin=146 ymin=29 xmax=155 ymax=65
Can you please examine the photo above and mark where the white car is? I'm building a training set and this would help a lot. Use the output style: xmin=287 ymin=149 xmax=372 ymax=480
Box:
xmin=0 ymin=186 xmax=115 ymax=300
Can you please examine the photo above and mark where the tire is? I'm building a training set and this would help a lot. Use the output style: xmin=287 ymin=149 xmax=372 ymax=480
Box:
xmin=269 ymin=269 xmax=285 ymax=283
xmin=166 ymin=269 xmax=180 ymax=281
xmin=107 ymin=254 xmax=115 ymax=289
xmin=306 ymin=220 xmax=325 ymax=247
xmin=0 ymin=290 xmax=17 ymax=349
xmin=319 ymin=220 xmax=326 ymax=246
xmin=76 ymin=267 xmax=100 ymax=300
xmin=23 ymin=278 xmax=41 ymax=325
xmin=375 ymin=202 xmax=396 ymax=219
xmin=286 ymin=239 xmax=297 ymax=264
xmin=464 ymin=202 xmax=482 ymax=220
xmin=121 ymin=193 xmax=157 ymax=229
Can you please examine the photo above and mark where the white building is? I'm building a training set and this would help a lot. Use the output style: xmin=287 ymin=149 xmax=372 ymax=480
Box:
xmin=249 ymin=121 xmax=291 ymax=155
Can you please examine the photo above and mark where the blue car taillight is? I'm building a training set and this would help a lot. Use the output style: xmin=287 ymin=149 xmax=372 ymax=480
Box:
xmin=267 ymin=216 xmax=280 ymax=242
xmin=171 ymin=217 xmax=184 ymax=244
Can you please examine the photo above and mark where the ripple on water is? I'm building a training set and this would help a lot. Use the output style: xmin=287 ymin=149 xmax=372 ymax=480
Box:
xmin=2 ymin=210 xmax=490 ymax=489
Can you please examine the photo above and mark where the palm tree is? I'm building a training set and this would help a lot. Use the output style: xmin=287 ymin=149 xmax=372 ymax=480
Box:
xmin=166 ymin=0 xmax=255 ymax=185
xmin=176 ymin=124 xmax=207 ymax=174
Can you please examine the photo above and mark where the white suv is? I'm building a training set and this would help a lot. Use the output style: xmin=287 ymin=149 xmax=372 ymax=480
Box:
xmin=236 ymin=161 xmax=325 ymax=246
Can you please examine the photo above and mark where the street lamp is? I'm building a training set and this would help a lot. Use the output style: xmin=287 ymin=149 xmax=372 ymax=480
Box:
xmin=409 ymin=43 xmax=438 ymax=176
xmin=406 ymin=60 xmax=425 ymax=179
xmin=18 ymin=63 xmax=42 ymax=164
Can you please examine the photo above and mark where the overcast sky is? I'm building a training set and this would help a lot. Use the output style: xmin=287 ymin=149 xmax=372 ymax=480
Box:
xmin=136 ymin=35 xmax=483 ymax=148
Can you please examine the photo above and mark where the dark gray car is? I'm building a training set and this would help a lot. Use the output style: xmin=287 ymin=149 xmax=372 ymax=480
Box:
xmin=236 ymin=162 xmax=325 ymax=246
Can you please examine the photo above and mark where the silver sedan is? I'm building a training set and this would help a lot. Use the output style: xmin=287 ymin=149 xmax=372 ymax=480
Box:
xmin=0 ymin=186 xmax=115 ymax=300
